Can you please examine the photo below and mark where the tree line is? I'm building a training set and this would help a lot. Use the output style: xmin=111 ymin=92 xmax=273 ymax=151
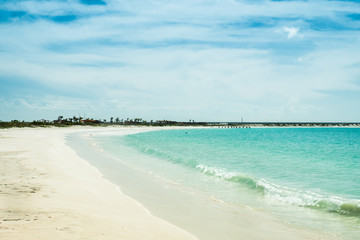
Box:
xmin=0 ymin=116 xmax=207 ymax=128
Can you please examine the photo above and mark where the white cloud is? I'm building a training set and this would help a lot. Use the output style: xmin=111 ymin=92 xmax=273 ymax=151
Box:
xmin=1 ymin=0 xmax=360 ymax=121
xmin=279 ymin=26 xmax=300 ymax=39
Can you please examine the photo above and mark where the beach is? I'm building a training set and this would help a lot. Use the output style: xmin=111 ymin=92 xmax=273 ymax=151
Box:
xmin=0 ymin=127 xmax=196 ymax=240
xmin=0 ymin=127 xmax=345 ymax=240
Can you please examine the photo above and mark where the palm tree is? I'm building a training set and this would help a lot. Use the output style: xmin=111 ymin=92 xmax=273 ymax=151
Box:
xmin=73 ymin=116 xmax=78 ymax=123
xmin=57 ymin=116 xmax=63 ymax=123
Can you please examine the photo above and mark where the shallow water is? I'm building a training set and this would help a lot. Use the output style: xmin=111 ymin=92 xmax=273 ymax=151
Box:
xmin=69 ymin=127 xmax=360 ymax=240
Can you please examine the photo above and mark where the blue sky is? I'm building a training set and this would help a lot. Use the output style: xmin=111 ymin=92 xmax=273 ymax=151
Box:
xmin=1 ymin=0 xmax=360 ymax=122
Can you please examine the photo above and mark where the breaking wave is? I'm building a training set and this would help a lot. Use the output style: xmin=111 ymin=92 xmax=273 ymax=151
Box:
xmin=196 ymin=164 xmax=360 ymax=217
xmin=134 ymin=143 xmax=360 ymax=218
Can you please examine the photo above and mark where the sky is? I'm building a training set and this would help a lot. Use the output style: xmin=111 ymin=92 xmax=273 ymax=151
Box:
xmin=0 ymin=0 xmax=360 ymax=122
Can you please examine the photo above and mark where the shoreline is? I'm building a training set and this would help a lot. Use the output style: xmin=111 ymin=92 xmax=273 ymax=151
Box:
xmin=1 ymin=126 xmax=343 ymax=240
xmin=68 ymin=127 xmax=340 ymax=240
xmin=0 ymin=127 xmax=197 ymax=240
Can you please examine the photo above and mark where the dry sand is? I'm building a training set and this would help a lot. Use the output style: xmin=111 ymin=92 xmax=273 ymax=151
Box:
xmin=0 ymin=127 xmax=197 ymax=240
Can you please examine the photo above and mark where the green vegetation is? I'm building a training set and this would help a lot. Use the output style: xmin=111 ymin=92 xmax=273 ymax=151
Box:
xmin=1 ymin=116 xmax=359 ymax=129
xmin=0 ymin=116 xmax=208 ymax=129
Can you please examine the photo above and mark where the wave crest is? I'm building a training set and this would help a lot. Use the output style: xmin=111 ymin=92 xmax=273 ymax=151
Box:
xmin=134 ymin=144 xmax=360 ymax=218
xmin=196 ymin=164 xmax=360 ymax=217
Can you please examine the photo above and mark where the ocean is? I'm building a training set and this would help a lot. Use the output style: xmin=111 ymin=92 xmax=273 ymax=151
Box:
xmin=70 ymin=127 xmax=360 ymax=239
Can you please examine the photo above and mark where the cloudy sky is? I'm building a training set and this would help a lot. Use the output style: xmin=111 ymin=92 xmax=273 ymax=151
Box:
xmin=1 ymin=0 xmax=360 ymax=122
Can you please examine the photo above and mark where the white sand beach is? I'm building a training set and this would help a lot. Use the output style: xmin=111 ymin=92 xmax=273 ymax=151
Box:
xmin=0 ymin=127 xmax=197 ymax=240
xmin=0 ymin=126 xmax=340 ymax=240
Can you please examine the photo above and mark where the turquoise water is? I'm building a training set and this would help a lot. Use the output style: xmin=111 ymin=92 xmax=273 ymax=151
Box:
xmin=95 ymin=127 xmax=360 ymax=239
